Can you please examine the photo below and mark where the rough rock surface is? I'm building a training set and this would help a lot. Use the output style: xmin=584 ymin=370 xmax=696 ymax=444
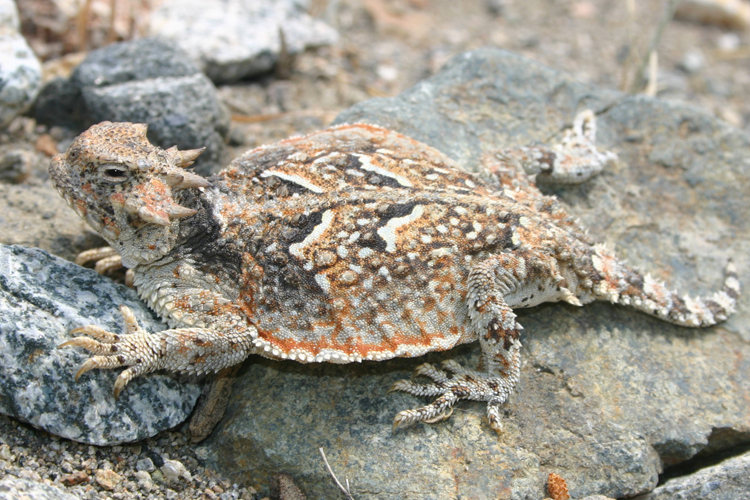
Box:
xmin=148 ymin=0 xmax=338 ymax=84
xmin=0 ymin=476 xmax=78 ymax=500
xmin=0 ymin=244 xmax=200 ymax=446
xmin=635 ymin=451 xmax=750 ymax=500
xmin=0 ymin=0 xmax=41 ymax=128
xmin=0 ymin=182 xmax=104 ymax=262
xmin=33 ymin=38 xmax=229 ymax=175
xmin=198 ymin=49 xmax=750 ymax=499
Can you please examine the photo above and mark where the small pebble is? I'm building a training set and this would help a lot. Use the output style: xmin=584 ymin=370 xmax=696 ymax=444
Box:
xmin=161 ymin=458 xmax=191 ymax=484
xmin=135 ymin=457 xmax=155 ymax=472
xmin=95 ymin=469 xmax=121 ymax=491
xmin=133 ymin=470 xmax=154 ymax=492
xmin=717 ymin=32 xmax=741 ymax=51
xmin=678 ymin=48 xmax=705 ymax=74
xmin=60 ymin=470 xmax=89 ymax=486
xmin=0 ymin=150 xmax=33 ymax=184
xmin=17 ymin=469 xmax=41 ymax=481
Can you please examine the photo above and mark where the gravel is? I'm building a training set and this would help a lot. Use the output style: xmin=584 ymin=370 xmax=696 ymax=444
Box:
xmin=0 ymin=414 xmax=260 ymax=500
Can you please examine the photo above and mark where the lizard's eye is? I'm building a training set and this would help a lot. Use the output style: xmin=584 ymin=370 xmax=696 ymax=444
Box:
xmin=99 ymin=164 xmax=129 ymax=183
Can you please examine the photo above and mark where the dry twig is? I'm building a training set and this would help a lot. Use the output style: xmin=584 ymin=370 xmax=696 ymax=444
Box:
xmin=629 ymin=0 xmax=680 ymax=93
xmin=319 ymin=447 xmax=355 ymax=500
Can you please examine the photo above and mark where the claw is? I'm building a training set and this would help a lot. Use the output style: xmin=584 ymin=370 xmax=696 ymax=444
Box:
xmin=74 ymin=358 xmax=99 ymax=381
xmin=59 ymin=337 xmax=101 ymax=351
xmin=69 ymin=325 xmax=119 ymax=343
xmin=113 ymin=370 xmax=130 ymax=399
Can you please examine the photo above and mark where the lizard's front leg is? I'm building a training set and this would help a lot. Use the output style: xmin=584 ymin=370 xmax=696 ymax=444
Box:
xmin=59 ymin=304 xmax=256 ymax=398
xmin=492 ymin=109 xmax=617 ymax=185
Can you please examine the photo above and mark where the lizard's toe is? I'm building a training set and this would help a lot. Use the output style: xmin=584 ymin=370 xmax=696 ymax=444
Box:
xmin=74 ymin=355 xmax=126 ymax=381
xmin=390 ymin=350 xmax=520 ymax=431
xmin=69 ymin=324 xmax=120 ymax=343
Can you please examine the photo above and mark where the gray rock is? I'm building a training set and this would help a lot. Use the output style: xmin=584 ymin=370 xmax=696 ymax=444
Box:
xmin=0 ymin=181 xmax=105 ymax=262
xmin=635 ymin=451 xmax=750 ymax=500
xmin=0 ymin=244 xmax=201 ymax=446
xmin=198 ymin=49 xmax=750 ymax=499
xmin=71 ymin=37 xmax=200 ymax=87
xmin=33 ymin=38 xmax=229 ymax=175
xmin=0 ymin=149 xmax=33 ymax=184
xmin=148 ymin=0 xmax=338 ymax=83
xmin=0 ymin=476 xmax=78 ymax=500
xmin=0 ymin=0 xmax=42 ymax=128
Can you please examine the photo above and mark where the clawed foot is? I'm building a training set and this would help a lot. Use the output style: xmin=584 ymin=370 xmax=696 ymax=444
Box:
xmin=75 ymin=246 xmax=134 ymax=287
xmin=390 ymin=348 xmax=520 ymax=432
xmin=59 ymin=305 xmax=161 ymax=398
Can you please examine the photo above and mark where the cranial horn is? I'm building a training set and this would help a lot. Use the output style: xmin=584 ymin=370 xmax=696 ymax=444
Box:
xmin=164 ymin=171 xmax=184 ymax=187
xmin=164 ymin=169 xmax=211 ymax=189
xmin=165 ymin=203 xmax=198 ymax=219
xmin=137 ymin=206 xmax=171 ymax=226
xmin=176 ymin=147 xmax=206 ymax=168
xmin=133 ymin=123 xmax=148 ymax=137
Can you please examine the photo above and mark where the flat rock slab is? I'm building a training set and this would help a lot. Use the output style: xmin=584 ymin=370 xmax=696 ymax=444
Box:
xmin=0 ymin=245 xmax=200 ymax=446
xmin=199 ymin=49 xmax=750 ymax=499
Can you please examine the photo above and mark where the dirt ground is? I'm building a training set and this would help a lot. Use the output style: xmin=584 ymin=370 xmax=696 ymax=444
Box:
xmin=219 ymin=0 xmax=750 ymax=155
xmin=14 ymin=0 xmax=750 ymax=169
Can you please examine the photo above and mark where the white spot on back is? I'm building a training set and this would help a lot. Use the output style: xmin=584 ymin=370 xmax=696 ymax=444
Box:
xmin=377 ymin=205 xmax=425 ymax=252
xmin=290 ymin=210 xmax=334 ymax=258
xmin=354 ymin=153 xmax=413 ymax=188
xmin=260 ymin=170 xmax=325 ymax=193
xmin=315 ymin=273 xmax=331 ymax=293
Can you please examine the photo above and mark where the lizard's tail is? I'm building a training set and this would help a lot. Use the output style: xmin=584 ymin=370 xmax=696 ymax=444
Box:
xmin=589 ymin=244 xmax=740 ymax=327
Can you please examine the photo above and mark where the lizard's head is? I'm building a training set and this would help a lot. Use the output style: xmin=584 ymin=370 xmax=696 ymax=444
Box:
xmin=50 ymin=122 xmax=210 ymax=267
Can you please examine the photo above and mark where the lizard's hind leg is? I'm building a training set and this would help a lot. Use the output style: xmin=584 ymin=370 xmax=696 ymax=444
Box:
xmin=391 ymin=255 xmax=528 ymax=432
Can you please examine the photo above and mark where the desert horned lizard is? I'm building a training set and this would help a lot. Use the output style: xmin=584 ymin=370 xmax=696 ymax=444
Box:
xmin=50 ymin=111 xmax=740 ymax=431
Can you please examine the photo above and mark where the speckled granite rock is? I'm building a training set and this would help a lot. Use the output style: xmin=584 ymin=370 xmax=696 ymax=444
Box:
xmin=148 ymin=0 xmax=338 ymax=83
xmin=33 ymin=38 xmax=229 ymax=175
xmin=0 ymin=244 xmax=200 ymax=446
xmin=635 ymin=451 xmax=750 ymax=500
xmin=198 ymin=49 xmax=750 ymax=499
xmin=0 ymin=477 xmax=78 ymax=500
xmin=0 ymin=0 xmax=41 ymax=128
